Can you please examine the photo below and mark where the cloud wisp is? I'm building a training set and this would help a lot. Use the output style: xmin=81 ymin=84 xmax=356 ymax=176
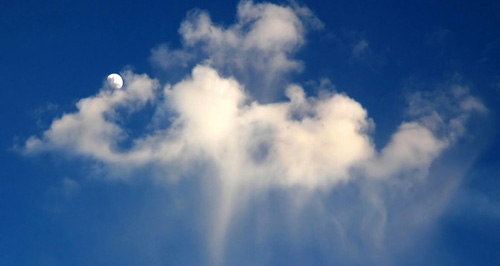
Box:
xmin=151 ymin=1 xmax=322 ymax=101
xmin=23 ymin=1 xmax=487 ymax=265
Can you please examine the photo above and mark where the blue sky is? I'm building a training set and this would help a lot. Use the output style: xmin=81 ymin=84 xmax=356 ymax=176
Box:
xmin=1 ymin=0 xmax=500 ymax=265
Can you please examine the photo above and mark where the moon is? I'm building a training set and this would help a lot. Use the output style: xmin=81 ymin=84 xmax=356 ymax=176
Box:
xmin=107 ymin=73 xmax=123 ymax=89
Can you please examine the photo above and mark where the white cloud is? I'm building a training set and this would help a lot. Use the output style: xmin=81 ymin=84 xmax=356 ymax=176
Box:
xmin=25 ymin=71 xmax=160 ymax=165
xmin=27 ymin=65 xmax=375 ymax=188
xmin=149 ymin=1 xmax=322 ymax=100
xmin=366 ymin=122 xmax=447 ymax=178
xmin=23 ymin=1 xmax=488 ymax=264
xmin=24 ymin=63 xmax=484 ymax=261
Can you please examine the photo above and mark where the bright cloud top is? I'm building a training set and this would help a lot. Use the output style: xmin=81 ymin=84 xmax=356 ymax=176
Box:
xmin=152 ymin=1 xmax=322 ymax=100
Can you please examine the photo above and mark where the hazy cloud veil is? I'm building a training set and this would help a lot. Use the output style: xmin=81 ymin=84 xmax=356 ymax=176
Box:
xmin=24 ymin=1 xmax=487 ymax=265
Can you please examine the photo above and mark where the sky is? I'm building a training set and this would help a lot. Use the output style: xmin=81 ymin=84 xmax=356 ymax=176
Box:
xmin=1 ymin=0 xmax=500 ymax=265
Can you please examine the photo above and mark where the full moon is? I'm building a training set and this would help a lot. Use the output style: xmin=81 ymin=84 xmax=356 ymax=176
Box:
xmin=107 ymin=73 xmax=123 ymax=89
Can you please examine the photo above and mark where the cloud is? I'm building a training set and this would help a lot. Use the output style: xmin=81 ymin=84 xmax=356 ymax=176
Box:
xmin=150 ymin=44 xmax=193 ymax=70
xmin=150 ymin=1 xmax=322 ymax=101
xmin=25 ymin=71 xmax=160 ymax=166
xmin=27 ymin=65 xmax=374 ymax=187
xmin=179 ymin=1 xmax=306 ymax=69
xmin=60 ymin=177 xmax=80 ymax=198
xmin=22 ymin=1 xmax=488 ymax=265
xmin=352 ymin=39 xmax=369 ymax=58
xmin=27 ymin=64 xmax=482 ymax=188
xmin=23 ymin=63 xmax=485 ymax=263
